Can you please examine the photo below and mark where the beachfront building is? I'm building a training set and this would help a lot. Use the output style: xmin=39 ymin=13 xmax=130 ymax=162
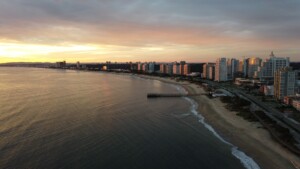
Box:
xmin=274 ymin=67 xmax=297 ymax=100
xmin=259 ymin=51 xmax=290 ymax=82
xmin=166 ymin=64 xmax=173 ymax=75
xmin=142 ymin=63 xmax=149 ymax=72
xmin=208 ymin=65 xmax=215 ymax=80
xmin=183 ymin=63 xmax=203 ymax=76
xmin=137 ymin=62 xmax=143 ymax=72
xmin=148 ymin=62 xmax=159 ymax=73
xmin=179 ymin=61 xmax=186 ymax=75
xmin=227 ymin=58 xmax=239 ymax=80
xmin=160 ymin=64 xmax=167 ymax=74
xmin=247 ymin=57 xmax=261 ymax=78
xmin=183 ymin=64 xmax=190 ymax=75
xmin=239 ymin=59 xmax=249 ymax=77
xmin=173 ymin=62 xmax=180 ymax=75
xmin=56 ymin=61 xmax=66 ymax=68
xmin=203 ymin=63 xmax=215 ymax=79
xmin=215 ymin=58 xmax=228 ymax=82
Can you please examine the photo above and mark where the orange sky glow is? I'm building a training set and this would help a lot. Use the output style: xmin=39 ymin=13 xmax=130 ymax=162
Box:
xmin=0 ymin=0 xmax=299 ymax=63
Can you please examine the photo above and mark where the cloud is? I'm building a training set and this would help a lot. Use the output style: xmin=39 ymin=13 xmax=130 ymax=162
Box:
xmin=0 ymin=0 xmax=299 ymax=61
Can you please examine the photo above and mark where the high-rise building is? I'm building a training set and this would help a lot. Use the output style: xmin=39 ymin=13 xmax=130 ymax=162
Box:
xmin=142 ymin=63 xmax=149 ymax=72
xmin=166 ymin=64 xmax=173 ymax=75
xmin=173 ymin=62 xmax=180 ymax=75
xmin=183 ymin=64 xmax=190 ymax=75
xmin=238 ymin=60 xmax=244 ymax=72
xmin=243 ymin=58 xmax=249 ymax=77
xmin=215 ymin=58 xmax=227 ymax=82
xmin=227 ymin=58 xmax=239 ymax=80
xmin=259 ymin=51 xmax=290 ymax=82
xmin=179 ymin=61 xmax=186 ymax=75
xmin=247 ymin=57 xmax=261 ymax=78
xmin=208 ymin=65 xmax=215 ymax=80
xmin=148 ymin=62 xmax=157 ymax=73
xmin=274 ymin=67 xmax=296 ymax=100
xmin=202 ymin=63 xmax=215 ymax=79
xmin=137 ymin=62 xmax=143 ymax=71
xmin=160 ymin=64 xmax=167 ymax=74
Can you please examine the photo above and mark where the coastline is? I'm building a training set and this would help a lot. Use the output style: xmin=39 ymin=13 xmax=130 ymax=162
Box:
xmin=138 ymin=74 xmax=300 ymax=169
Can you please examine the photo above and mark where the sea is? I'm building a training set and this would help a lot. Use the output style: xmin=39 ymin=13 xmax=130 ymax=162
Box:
xmin=0 ymin=67 xmax=260 ymax=169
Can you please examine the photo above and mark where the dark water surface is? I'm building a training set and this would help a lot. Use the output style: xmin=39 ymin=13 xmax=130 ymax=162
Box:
xmin=0 ymin=67 xmax=247 ymax=169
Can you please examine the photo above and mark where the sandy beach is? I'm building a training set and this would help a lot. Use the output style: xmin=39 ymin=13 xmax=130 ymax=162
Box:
xmin=139 ymin=75 xmax=300 ymax=169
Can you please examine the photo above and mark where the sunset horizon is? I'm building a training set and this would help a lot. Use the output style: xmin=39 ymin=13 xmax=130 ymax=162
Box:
xmin=0 ymin=0 xmax=299 ymax=63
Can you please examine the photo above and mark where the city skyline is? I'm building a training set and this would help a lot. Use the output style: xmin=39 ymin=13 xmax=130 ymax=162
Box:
xmin=0 ymin=0 xmax=300 ymax=63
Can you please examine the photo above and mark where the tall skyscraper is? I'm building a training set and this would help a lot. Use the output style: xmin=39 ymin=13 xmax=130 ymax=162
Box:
xmin=274 ymin=67 xmax=296 ymax=100
xmin=259 ymin=51 xmax=290 ymax=82
xmin=227 ymin=58 xmax=239 ymax=80
xmin=179 ymin=61 xmax=186 ymax=75
xmin=160 ymin=64 xmax=167 ymax=74
xmin=208 ymin=65 xmax=215 ymax=80
xmin=215 ymin=58 xmax=227 ymax=82
xmin=173 ymin=62 xmax=180 ymax=75
xmin=202 ymin=63 xmax=215 ymax=79
xmin=247 ymin=57 xmax=261 ymax=78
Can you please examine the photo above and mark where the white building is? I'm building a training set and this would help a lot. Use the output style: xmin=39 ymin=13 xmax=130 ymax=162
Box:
xmin=259 ymin=51 xmax=290 ymax=82
xmin=215 ymin=58 xmax=228 ymax=82
xmin=148 ymin=62 xmax=156 ymax=73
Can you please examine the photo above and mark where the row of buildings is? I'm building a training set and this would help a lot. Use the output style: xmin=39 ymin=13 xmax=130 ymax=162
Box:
xmin=204 ymin=51 xmax=291 ymax=82
xmin=136 ymin=61 xmax=203 ymax=76
xmin=56 ymin=51 xmax=299 ymax=108
xmin=203 ymin=51 xmax=299 ymax=109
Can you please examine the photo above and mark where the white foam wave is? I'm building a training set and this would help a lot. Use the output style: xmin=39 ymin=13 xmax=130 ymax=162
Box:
xmin=171 ymin=84 xmax=188 ymax=94
xmin=232 ymin=147 xmax=261 ymax=169
xmin=183 ymin=97 xmax=260 ymax=169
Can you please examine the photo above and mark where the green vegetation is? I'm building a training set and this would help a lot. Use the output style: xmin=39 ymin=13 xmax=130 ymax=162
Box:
xmin=220 ymin=96 xmax=258 ymax=122
xmin=254 ymin=111 xmax=300 ymax=155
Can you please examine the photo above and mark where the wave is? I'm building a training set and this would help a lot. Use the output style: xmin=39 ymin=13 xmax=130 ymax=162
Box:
xmin=170 ymin=84 xmax=188 ymax=94
xmin=183 ymin=97 xmax=261 ymax=169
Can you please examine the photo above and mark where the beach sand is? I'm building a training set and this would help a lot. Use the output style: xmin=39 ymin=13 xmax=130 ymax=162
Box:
xmin=139 ymin=75 xmax=300 ymax=169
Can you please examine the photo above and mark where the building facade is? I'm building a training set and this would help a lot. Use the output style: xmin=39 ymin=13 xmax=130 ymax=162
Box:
xmin=274 ymin=67 xmax=296 ymax=100
xmin=203 ymin=63 xmax=215 ymax=79
xmin=259 ymin=51 xmax=290 ymax=82
xmin=247 ymin=57 xmax=261 ymax=78
xmin=215 ymin=58 xmax=228 ymax=82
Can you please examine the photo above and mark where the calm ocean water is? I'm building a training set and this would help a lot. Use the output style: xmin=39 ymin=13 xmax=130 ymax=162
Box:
xmin=0 ymin=67 xmax=258 ymax=169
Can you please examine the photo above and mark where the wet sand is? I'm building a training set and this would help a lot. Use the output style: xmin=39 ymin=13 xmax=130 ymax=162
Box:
xmin=139 ymin=75 xmax=300 ymax=169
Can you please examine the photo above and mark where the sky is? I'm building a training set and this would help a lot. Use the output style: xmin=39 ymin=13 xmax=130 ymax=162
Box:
xmin=0 ymin=0 xmax=299 ymax=63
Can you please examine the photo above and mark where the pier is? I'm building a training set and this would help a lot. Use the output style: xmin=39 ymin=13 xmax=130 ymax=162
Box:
xmin=147 ymin=93 xmax=206 ymax=98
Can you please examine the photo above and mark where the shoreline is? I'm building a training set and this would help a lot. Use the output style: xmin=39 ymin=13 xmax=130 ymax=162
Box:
xmin=138 ymin=74 xmax=300 ymax=169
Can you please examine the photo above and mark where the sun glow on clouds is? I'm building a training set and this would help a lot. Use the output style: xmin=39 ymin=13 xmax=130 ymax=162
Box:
xmin=0 ymin=42 xmax=114 ymax=62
